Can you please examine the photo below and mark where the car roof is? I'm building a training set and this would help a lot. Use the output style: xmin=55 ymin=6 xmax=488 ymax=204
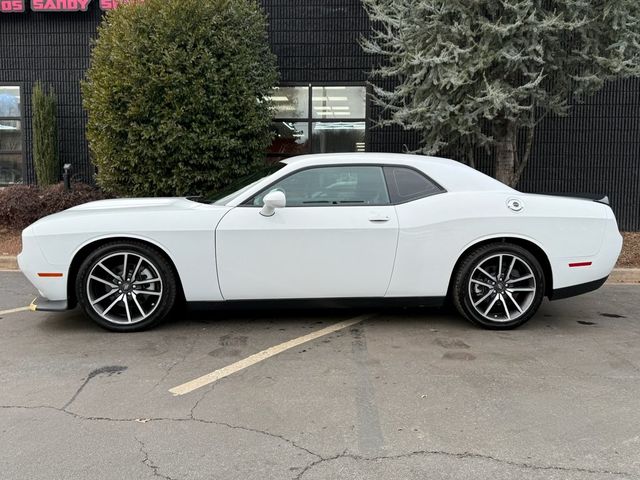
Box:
xmin=282 ymin=153 xmax=513 ymax=192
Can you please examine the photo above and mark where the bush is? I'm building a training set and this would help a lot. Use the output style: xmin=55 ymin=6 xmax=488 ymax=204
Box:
xmin=82 ymin=0 xmax=279 ymax=197
xmin=0 ymin=183 xmax=108 ymax=230
xmin=32 ymin=82 xmax=60 ymax=186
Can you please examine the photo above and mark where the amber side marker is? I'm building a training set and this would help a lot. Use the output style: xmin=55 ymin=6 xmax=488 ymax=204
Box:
xmin=568 ymin=262 xmax=593 ymax=268
xmin=37 ymin=273 xmax=64 ymax=278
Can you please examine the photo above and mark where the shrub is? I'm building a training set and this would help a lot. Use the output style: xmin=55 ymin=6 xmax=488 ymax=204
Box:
xmin=32 ymin=82 xmax=59 ymax=186
xmin=0 ymin=183 xmax=108 ymax=230
xmin=82 ymin=0 xmax=279 ymax=197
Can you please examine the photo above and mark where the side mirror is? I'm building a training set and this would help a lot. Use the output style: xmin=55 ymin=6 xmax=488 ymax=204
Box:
xmin=260 ymin=190 xmax=286 ymax=217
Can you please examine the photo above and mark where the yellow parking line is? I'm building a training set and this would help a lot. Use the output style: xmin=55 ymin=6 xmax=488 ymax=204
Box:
xmin=0 ymin=306 xmax=30 ymax=316
xmin=169 ymin=314 xmax=372 ymax=396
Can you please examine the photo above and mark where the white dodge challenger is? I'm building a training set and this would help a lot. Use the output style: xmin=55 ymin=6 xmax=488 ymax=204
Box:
xmin=18 ymin=153 xmax=622 ymax=332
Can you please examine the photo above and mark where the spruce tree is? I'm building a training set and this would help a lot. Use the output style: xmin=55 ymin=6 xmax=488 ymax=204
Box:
xmin=361 ymin=0 xmax=640 ymax=186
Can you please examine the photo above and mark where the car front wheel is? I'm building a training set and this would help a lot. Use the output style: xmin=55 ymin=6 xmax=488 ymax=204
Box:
xmin=76 ymin=241 xmax=177 ymax=332
xmin=452 ymin=243 xmax=545 ymax=329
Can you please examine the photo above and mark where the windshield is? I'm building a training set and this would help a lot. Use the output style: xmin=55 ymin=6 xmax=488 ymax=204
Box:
xmin=208 ymin=163 xmax=285 ymax=205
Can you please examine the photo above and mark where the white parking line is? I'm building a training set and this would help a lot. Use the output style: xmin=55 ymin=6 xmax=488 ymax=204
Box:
xmin=169 ymin=314 xmax=373 ymax=396
xmin=0 ymin=306 xmax=30 ymax=316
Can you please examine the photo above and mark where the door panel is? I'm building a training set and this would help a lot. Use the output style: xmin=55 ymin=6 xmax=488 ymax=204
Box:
xmin=216 ymin=206 xmax=398 ymax=299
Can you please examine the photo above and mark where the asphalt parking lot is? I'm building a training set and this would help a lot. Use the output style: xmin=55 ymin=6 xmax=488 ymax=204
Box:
xmin=1 ymin=271 xmax=639 ymax=479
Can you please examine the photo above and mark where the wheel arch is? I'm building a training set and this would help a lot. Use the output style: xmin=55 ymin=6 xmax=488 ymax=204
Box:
xmin=66 ymin=235 xmax=185 ymax=309
xmin=447 ymin=236 xmax=553 ymax=298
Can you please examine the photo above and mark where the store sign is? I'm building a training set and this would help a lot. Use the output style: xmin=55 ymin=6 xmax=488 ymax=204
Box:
xmin=98 ymin=0 xmax=121 ymax=9
xmin=1 ymin=0 xmax=25 ymax=12
xmin=31 ymin=0 xmax=92 ymax=11
xmin=0 ymin=0 xmax=123 ymax=12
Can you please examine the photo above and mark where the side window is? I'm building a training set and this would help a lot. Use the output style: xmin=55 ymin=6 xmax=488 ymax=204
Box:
xmin=384 ymin=167 xmax=443 ymax=203
xmin=251 ymin=166 xmax=390 ymax=206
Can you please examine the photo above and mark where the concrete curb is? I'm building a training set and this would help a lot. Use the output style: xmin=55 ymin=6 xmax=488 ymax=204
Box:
xmin=0 ymin=256 xmax=18 ymax=270
xmin=0 ymin=254 xmax=639 ymax=283
xmin=608 ymin=268 xmax=640 ymax=284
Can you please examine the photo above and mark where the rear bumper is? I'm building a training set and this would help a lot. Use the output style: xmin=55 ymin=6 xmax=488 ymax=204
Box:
xmin=549 ymin=276 xmax=608 ymax=301
xmin=550 ymin=218 xmax=622 ymax=291
xmin=29 ymin=296 xmax=69 ymax=312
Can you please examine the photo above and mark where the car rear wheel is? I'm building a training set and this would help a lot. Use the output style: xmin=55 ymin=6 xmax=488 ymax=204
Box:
xmin=452 ymin=243 xmax=545 ymax=329
xmin=76 ymin=241 xmax=177 ymax=332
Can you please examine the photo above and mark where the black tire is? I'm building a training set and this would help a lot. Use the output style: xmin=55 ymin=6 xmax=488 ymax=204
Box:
xmin=76 ymin=241 xmax=177 ymax=332
xmin=452 ymin=242 xmax=545 ymax=330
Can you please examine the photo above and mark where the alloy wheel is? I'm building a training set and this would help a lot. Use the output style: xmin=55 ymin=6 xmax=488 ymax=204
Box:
xmin=86 ymin=251 xmax=164 ymax=325
xmin=467 ymin=253 xmax=537 ymax=323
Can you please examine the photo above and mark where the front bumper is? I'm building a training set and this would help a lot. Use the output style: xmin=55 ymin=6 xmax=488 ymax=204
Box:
xmin=18 ymin=228 xmax=69 ymax=302
xmin=29 ymin=296 xmax=69 ymax=312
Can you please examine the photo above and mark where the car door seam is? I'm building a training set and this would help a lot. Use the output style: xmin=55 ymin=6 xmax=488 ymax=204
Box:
xmin=382 ymin=205 xmax=401 ymax=297
xmin=213 ymin=206 xmax=237 ymax=300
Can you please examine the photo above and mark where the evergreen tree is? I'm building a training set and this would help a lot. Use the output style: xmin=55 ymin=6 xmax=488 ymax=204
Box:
xmin=32 ymin=82 xmax=59 ymax=186
xmin=362 ymin=0 xmax=640 ymax=186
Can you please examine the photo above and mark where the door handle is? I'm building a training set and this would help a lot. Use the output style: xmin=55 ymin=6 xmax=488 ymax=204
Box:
xmin=369 ymin=215 xmax=390 ymax=223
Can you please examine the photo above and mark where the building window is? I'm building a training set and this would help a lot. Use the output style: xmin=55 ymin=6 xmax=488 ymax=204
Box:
xmin=0 ymin=86 xmax=23 ymax=184
xmin=268 ymin=85 xmax=366 ymax=159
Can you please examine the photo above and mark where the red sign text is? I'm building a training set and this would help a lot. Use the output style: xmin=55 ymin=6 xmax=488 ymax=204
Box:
xmin=0 ymin=0 xmax=25 ymax=12
xmin=1 ymin=0 xmax=134 ymax=12
xmin=31 ymin=0 xmax=91 ymax=11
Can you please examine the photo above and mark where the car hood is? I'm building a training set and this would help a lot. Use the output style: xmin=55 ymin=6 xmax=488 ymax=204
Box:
xmin=27 ymin=197 xmax=230 ymax=235
xmin=67 ymin=197 xmax=198 ymax=212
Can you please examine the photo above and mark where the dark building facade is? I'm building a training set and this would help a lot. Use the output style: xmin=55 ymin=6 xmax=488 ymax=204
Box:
xmin=1 ymin=0 xmax=639 ymax=229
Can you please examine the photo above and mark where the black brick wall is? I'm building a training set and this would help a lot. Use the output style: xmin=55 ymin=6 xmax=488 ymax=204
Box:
xmin=1 ymin=2 xmax=102 ymax=183
xmin=520 ymin=80 xmax=640 ymax=231
xmin=261 ymin=0 xmax=372 ymax=83
xmin=0 ymin=0 xmax=638 ymax=229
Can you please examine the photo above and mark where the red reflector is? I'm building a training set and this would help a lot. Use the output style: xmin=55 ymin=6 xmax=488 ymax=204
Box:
xmin=568 ymin=262 xmax=592 ymax=268
xmin=37 ymin=273 xmax=63 ymax=278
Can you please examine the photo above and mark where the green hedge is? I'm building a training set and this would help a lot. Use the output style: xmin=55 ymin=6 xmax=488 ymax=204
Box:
xmin=82 ymin=0 xmax=278 ymax=197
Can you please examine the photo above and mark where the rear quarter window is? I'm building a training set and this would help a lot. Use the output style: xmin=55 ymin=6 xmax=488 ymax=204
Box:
xmin=384 ymin=166 xmax=444 ymax=203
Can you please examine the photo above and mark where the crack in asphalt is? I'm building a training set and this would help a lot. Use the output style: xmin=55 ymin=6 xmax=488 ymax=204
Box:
xmin=293 ymin=449 xmax=633 ymax=479
xmin=136 ymin=437 xmax=178 ymax=480
xmin=187 ymin=384 xmax=322 ymax=461
xmin=0 ymin=403 xmax=633 ymax=479
xmin=0 ymin=403 xmax=321 ymax=465
xmin=188 ymin=385 xmax=212 ymax=420
xmin=199 ymin=418 xmax=323 ymax=462
xmin=62 ymin=366 xmax=128 ymax=410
